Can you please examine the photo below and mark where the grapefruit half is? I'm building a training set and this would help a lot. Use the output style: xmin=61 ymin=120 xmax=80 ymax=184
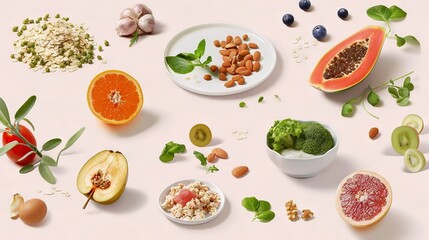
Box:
xmin=336 ymin=170 xmax=392 ymax=228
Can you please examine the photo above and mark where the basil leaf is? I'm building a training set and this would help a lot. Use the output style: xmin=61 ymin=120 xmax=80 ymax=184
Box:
xmin=404 ymin=35 xmax=420 ymax=45
xmin=256 ymin=200 xmax=271 ymax=213
xmin=388 ymin=87 xmax=399 ymax=98
xmin=165 ymin=56 xmax=194 ymax=74
xmin=0 ymin=97 xmax=11 ymax=126
xmin=193 ymin=151 xmax=207 ymax=166
xmin=207 ymin=165 xmax=219 ymax=173
xmin=396 ymin=97 xmax=409 ymax=106
xmin=159 ymin=141 xmax=186 ymax=163
xmin=0 ymin=141 xmax=18 ymax=156
xmin=41 ymin=155 xmax=57 ymax=166
xmin=63 ymin=127 xmax=85 ymax=151
xmin=367 ymin=5 xmax=391 ymax=22
xmin=367 ymin=90 xmax=380 ymax=106
xmin=42 ymin=138 xmax=62 ymax=151
xmin=194 ymin=39 xmax=206 ymax=59
xmin=341 ymin=102 xmax=354 ymax=117
xmin=177 ymin=53 xmax=198 ymax=61
xmin=395 ymin=34 xmax=406 ymax=47
xmin=14 ymin=95 xmax=36 ymax=123
xmin=20 ymin=164 xmax=36 ymax=174
xmin=39 ymin=163 xmax=56 ymax=184
xmin=202 ymin=56 xmax=212 ymax=65
xmin=257 ymin=210 xmax=275 ymax=222
xmin=242 ymin=197 xmax=260 ymax=212
xmin=389 ymin=5 xmax=407 ymax=20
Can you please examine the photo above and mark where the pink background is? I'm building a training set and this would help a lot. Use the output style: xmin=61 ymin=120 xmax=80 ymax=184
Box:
xmin=0 ymin=0 xmax=427 ymax=239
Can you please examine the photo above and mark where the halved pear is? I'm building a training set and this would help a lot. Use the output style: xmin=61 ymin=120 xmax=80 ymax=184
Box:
xmin=77 ymin=150 xmax=128 ymax=209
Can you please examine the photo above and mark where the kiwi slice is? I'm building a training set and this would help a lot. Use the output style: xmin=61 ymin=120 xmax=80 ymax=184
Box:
xmin=391 ymin=126 xmax=419 ymax=155
xmin=189 ymin=124 xmax=212 ymax=147
xmin=402 ymin=114 xmax=424 ymax=134
xmin=404 ymin=149 xmax=426 ymax=172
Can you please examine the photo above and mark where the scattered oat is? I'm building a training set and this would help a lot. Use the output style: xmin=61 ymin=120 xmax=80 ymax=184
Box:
xmin=233 ymin=130 xmax=248 ymax=140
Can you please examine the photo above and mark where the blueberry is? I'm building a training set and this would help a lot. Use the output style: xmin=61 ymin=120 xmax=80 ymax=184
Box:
xmin=337 ymin=8 xmax=349 ymax=20
xmin=282 ymin=13 xmax=294 ymax=26
xmin=312 ymin=25 xmax=327 ymax=41
xmin=299 ymin=0 xmax=311 ymax=11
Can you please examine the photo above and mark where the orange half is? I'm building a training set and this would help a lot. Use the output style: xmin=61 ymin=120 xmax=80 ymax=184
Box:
xmin=87 ymin=70 xmax=143 ymax=125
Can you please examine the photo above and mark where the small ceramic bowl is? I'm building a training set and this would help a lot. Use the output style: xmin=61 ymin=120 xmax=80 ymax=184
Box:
xmin=158 ymin=179 xmax=225 ymax=225
xmin=266 ymin=122 xmax=339 ymax=178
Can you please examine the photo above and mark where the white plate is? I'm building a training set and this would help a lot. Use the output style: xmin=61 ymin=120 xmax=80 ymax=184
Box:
xmin=164 ymin=23 xmax=277 ymax=96
xmin=158 ymin=179 xmax=225 ymax=225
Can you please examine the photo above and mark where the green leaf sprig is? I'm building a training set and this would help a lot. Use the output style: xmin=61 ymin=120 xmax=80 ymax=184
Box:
xmin=159 ymin=141 xmax=186 ymax=162
xmin=129 ymin=31 xmax=139 ymax=47
xmin=242 ymin=197 xmax=275 ymax=223
xmin=165 ymin=39 xmax=212 ymax=74
xmin=342 ymin=71 xmax=414 ymax=118
xmin=367 ymin=5 xmax=420 ymax=47
xmin=193 ymin=151 xmax=219 ymax=173
xmin=0 ymin=96 xmax=85 ymax=184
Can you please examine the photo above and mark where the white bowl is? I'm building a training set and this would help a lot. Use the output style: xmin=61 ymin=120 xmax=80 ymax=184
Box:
xmin=266 ymin=122 xmax=339 ymax=178
xmin=158 ymin=179 xmax=225 ymax=225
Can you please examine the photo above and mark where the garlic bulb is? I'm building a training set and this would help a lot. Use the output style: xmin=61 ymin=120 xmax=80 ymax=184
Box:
xmin=10 ymin=193 xmax=24 ymax=219
xmin=116 ymin=3 xmax=155 ymax=41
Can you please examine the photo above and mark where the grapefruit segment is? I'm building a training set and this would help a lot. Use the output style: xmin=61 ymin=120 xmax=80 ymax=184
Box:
xmin=87 ymin=70 xmax=143 ymax=125
xmin=336 ymin=170 xmax=392 ymax=228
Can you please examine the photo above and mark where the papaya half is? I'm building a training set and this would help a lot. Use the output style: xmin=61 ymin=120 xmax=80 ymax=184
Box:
xmin=309 ymin=25 xmax=386 ymax=92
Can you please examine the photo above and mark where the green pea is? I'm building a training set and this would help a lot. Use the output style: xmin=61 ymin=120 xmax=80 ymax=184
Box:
xmin=21 ymin=25 xmax=27 ymax=31
xmin=97 ymin=55 xmax=102 ymax=60
xmin=98 ymin=45 xmax=102 ymax=51
xmin=104 ymin=40 xmax=110 ymax=46
xmin=12 ymin=26 xmax=18 ymax=32
xmin=10 ymin=54 xmax=15 ymax=59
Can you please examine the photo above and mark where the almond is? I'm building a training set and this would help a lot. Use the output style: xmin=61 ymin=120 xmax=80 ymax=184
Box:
xmin=225 ymin=43 xmax=237 ymax=49
xmin=203 ymin=74 xmax=212 ymax=81
xmin=226 ymin=35 xmax=233 ymax=43
xmin=210 ymin=65 xmax=218 ymax=72
xmin=212 ymin=148 xmax=228 ymax=159
xmin=236 ymin=76 xmax=246 ymax=85
xmin=253 ymin=51 xmax=261 ymax=61
xmin=219 ymin=72 xmax=227 ymax=81
xmin=253 ymin=61 xmax=261 ymax=72
xmin=369 ymin=127 xmax=379 ymax=139
xmin=242 ymin=34 xmax=249 ymax=41
xmin=249 ymin=42 xmax=259 ymax=49
xmin=224 ymin=80 xmax=236 ymax=88
xmin=219 ymin=49 xmax=230 ymax=56
xmin=245 ymin=60 xmax=253 ymax=71
xmin=213 ymin=40 xmax=221 ymax=47
xmin=207 ymin=152 xmax=217 ymax=163
xmin=232 ymin=166 xmax=249 ymax=178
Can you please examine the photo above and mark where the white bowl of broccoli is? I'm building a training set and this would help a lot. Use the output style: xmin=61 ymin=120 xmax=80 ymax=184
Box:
xmin=266 ymin=119 xmax=339 ymax=178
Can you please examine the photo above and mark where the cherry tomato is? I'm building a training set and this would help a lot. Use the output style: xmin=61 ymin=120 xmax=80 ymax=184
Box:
xmin=173 ymin=189 xmax=197 ymax=206
xmin=2 ymin=125 xmax=37 ymax=166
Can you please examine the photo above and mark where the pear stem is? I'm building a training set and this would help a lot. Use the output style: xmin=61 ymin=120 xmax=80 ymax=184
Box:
xmin=83 ymin=188 xmax=96 ymax=209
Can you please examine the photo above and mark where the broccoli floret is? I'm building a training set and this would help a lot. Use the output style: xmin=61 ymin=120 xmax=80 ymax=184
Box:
xmin=301 ymin=123 xmax=335 ymax=155
xmin=267 ymin=119 xmax=304 ymax=153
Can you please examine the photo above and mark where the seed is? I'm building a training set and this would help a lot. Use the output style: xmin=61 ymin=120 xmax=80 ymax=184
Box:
xmin=104 ymin=40 xmax=110 ymax=46
xmin=12 ymin=26 xmax=18 ymax=32
xmin=220 ymin=41 xmax=226 ymax=48
xmin=242 ymin=34 xmax=249 ymax=40
xmin=98 ymin=45 xmax=103 ymax=51
xmin=253 ymin=51 xmax=261 ymax=61
xmin=238 ymin=50 xmax=250 ymax=56
xmin=203 ymin=74 xmax=212 ymax=81
xmin=233 ymin=36 xmax=242 ymax=45
xmin=219 ymin=49 xmax=230 ymax=56
xmin=97 ymin=55 xmax=103 ymax=60
xmin=226 ymin=35 xmax=233 ymax=43
xmin=245 ymin=60 xmax=253 ymax=71
xmin=225 ymin=43 xmax=237 ymax=49
xmin=253 ymin=61 xmax=261 ymax=72
xmin=219 ymin=72 xmax=227 ymax=81
xmin=219 ymin=66 xmax=226 ymax=73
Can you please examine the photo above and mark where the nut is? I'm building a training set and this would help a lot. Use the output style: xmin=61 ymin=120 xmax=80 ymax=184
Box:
xmin=213 ymin=40 xmax=221 ymax=47
xmin=242 ymin=34 xmax=248 ymax=40
xmin=231 ymin=165 xmax=249 ymax=178
xmin=207 ymin=153 xmax=217 ymax=163
xmin=210 ymin=65 xmax=218 ymax=72
xmin=224 ymin=80 xmax=236 ymax=88
xmin=369 ymin=127 xmax=379 ymax=139
xmin=249 ymin=42 xmax=259 ymax=49
xmin=301 ymin=209 xmax=314 ymax=221
xmin=212 ymin=148 xmax=228 ymax=159
xmin=253 ymin=61 xmax=261 ymax=72
xmin=219 ymin=72 xmax=227 ymax=81
xmin=253 ymin=51 xmax=261 ymax=61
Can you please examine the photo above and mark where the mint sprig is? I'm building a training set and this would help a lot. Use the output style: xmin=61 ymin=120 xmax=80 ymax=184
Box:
xmin=0 ymin=96 xmax=85 ymax=184
xmin=165 ymin=39 xmax=212 ymax=74
xmin=341 ymin=71 xmax=414 ymax=119
xmin=367 ymin=5 xmax=420 ymax=47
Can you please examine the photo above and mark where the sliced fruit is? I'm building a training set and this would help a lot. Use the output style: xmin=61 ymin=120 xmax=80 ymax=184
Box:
xmin=391 ymin=126 xmax=419 ymax=155
xmin=404 ymin=149 xmax=426 ymax=172
xmin=189 ymin=124 xmax=212 ymax=147
xmin=87 ymin=70 xmax=143 ymax=125
xmin=336 ymin=170 xmax=392 ymax=228
xmin=402 ymin=114 xmax=424 ymax=134
xmin=173 ymin=189 xmax=196 ymax=206
xmin=77 ymin=150 xmax=128 ymax=209
xmin=309 ymin=26 xmax=386 ymax=92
